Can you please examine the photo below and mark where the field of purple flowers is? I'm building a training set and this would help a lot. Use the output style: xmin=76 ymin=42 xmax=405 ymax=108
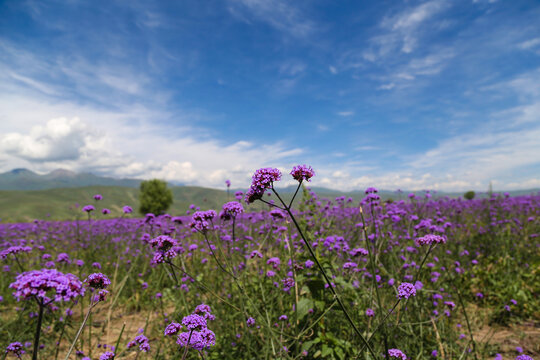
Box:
xmin=1 ymin=166 xmax=539 ymax=360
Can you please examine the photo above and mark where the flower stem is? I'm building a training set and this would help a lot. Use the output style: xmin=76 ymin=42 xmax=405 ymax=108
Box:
xmin=272 ymin=187 xmax=377 ymax=359
xmin=32 ymin=299 xmax=45 ymax=360
xmin=64 ymin=300 xmax=95 ymax=360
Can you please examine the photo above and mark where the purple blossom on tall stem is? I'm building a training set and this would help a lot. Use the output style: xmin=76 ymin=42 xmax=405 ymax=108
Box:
xmin=85 ymin=273 xmax=111 ymax=290
xmin=397 ymin=282 xmax=417 ymax=299
xmin=388 ymin=348 xmax=407 ymax=359
xmin=415 ymin=234 xmax=447 ymax=246
xmin=245 ymin=167 xmax=282 ymax=204
xmin=220 ymin=201 xmax=244 ymax=220
xmin=290 ymin=165 xmax=315 ymax=182
xmin=5 ymin=342 xmax=25 ymax=358
xmin=82 ymin=205 xmax=95 ymax=213
xmin=99 ymin=351 xmax=115 ymax=360
xmin=10 ymin=269 xmax=84 ymax=360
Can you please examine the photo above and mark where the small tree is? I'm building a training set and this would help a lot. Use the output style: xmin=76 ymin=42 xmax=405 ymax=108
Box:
xmin=464 ymin=190 xmax=475 ymax=200
xmin=139 ymin=179 xmax=173 ymax=215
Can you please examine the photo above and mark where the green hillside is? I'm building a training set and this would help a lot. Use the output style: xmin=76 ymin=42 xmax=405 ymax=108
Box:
xmin=0 ymin=185 xmax=278 ymax=223
xmin=1 ymin=185 xmax=538 ymax=223
xmin=0 ymin=186 xmax=230 ymax=223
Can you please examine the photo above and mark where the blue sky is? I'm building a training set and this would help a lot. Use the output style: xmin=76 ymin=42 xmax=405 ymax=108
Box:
xmin=0 ymin=0 xmax=539 ymax=191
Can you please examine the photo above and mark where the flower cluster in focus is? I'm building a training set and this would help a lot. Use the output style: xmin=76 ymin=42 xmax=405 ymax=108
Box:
xmin=164 ymin=303 xmax=216 ymax=351
xmin=10 ymin=269 xmax=85 ymax=304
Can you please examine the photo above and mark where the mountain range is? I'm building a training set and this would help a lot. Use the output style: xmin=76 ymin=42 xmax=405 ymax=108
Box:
xmin=0 ymin=168 xmax=142 ymax=190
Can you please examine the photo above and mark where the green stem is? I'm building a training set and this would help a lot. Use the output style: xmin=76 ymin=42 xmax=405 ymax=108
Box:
xmin=32 ymin=299 xmax=45 ymax=360
xmin=272 ymin=186 xmax=377 ymax=359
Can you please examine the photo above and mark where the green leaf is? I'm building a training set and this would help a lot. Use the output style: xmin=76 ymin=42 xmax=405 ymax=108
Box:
xmin=321 ymin=345 xmax=333 ymax=357
xmin=297 ymin=298 xmax=314 ymax=321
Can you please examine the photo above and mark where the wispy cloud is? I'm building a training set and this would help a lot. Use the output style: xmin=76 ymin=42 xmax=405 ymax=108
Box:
xmin=377 ymin=0 xmax=447 ymax=55
xmin=518 ymin=37 xmax=540 ymax=50
xmin=228 ymin=0 xmax=315 ymax=38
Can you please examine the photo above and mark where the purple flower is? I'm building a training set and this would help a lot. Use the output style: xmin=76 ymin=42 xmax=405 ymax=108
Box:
xmin=165 ymin=322 xmax=182 ymax=336
xmin=245 ymin=167 xmax=282 ymax=203
xmin=57 ymin=253 xmax=71 ymax=263
xmin=190 ymin=210 xmax=217 ymax=232
xmin=85 ymin=273 xmax=111 ymax=289
xmin=123 ymin=206 xmax=133 ymax=214
xmin=246 ymin=317 xmax=255 ymax=327
xmin=127 ymin=334 xmax=150 ymax=352
xmin=149 ymin=235 xmax=178 ymax=252
xmin=220 ymin=201 xmax=244 ymax=220
xmin=365 ymin=187 xmax=378 ymax=194
xmin=515 ymin=356 xmax=534 ymax=360
xmin=415 ymin=234 xmax=447 ymax=246
xmin=225 ymin=179 xmax=231 ymax=187
xmin=82 ymin=205 xmax=95 ymax=212
xmin=194 ymin=303 xmax=215 ymax=321
xmin=282 ymin=277 xmax=295 ymax=291
xmin=5 ymin=342 xmax=25 ymax=357
xmin=177 ymin=328 xmax=215 ymax=350
xmin=397 ymin=282 xmax=416 ymax=299
xmin=93 ymin=194 xmax=103 ymax=201
xmin=267 ymin=257 xmax=281 ymax=268
xmin=388 ymin=348 xmax=407 ymax=360
xmin=99 ymin=351 xmax=115 ymax=360
xmin=365 ymin=308 xmax=375 ymax=317
xmin=10 ymin=269 xmax=85 ymax=303
xmin=182 ymin=314 xmax=207 ymax=331
xmin=0 ymin=246 xmax=32 ymax=260
xmin=290 ymin=165 xmax=315 ymax=182
xmin=102 ymin=208 xmax=110 ymax=215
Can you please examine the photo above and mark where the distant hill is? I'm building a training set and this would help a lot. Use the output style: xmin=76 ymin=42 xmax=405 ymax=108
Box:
xmin=0 ymin=168 xmax=141 ymax=190
xmin=0 ymin=168 xmax=537 ymax=223
xmin=0 ymin=183 xmax=538 ymax=223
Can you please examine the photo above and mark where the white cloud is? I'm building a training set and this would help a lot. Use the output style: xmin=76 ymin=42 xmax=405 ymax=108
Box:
xmin=377 ymin=83 xmax=395 ymax=90
xmin=329 ymin=66 xmax=337 ymax=74
xmin=228 ymin=0 xmax=315 ymax=38
xmin=380 ymin=0 xmax=447 ymax=54
xmin=1 ymin=118 xmax=93 ymax=162
xmin=0 ymin=95 xmax=305 ymax=189
xmin=518 ymin=37 xmax=540 ymax=50
xmin=337 ymin=111 xmax=354 ymax=117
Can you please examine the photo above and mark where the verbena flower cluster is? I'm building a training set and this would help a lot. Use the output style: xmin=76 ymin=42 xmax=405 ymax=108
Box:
xmin=0 ymin=246 xmax=32 ymax=260
xmin=99 ymin=351 xmax=115 ymax=360
xmin=415 ymin=234 xmax=447 ymax=247
xmin=245 ymin=165 xmax=316 ymax=203
xmin=290 ymin=164 xmax=315 ymax=182
xmin=388 ymin=348 xmax=407 ymax=359
xmin=397 ymin=282 xmax=417 ymax=299
xmin=148 ymin=235 xmax=179 ymax=264
xmin=5 ymin=342 xmax=25 ymax=357
xmin=165 ymin=303 xmax=216 ymax=351
xmin=10 ymin=269 xmax=85 ymax=303
xmin=245 ymin=167 xmax=282 ymax=204
xmin=515 ymin=355 xmax=534 ymax=360
xmin=82 ymin=205 xmax=95 ymax=213
xmin=85 ymin=273 xmax=111 ymax=289
xmin=127 ymin=334 xmax=150 ymax=352
xmin=190 ymin=210 xmax=217 ymax=232
xmin=220 ymin=201 xmax=244 ymax=220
